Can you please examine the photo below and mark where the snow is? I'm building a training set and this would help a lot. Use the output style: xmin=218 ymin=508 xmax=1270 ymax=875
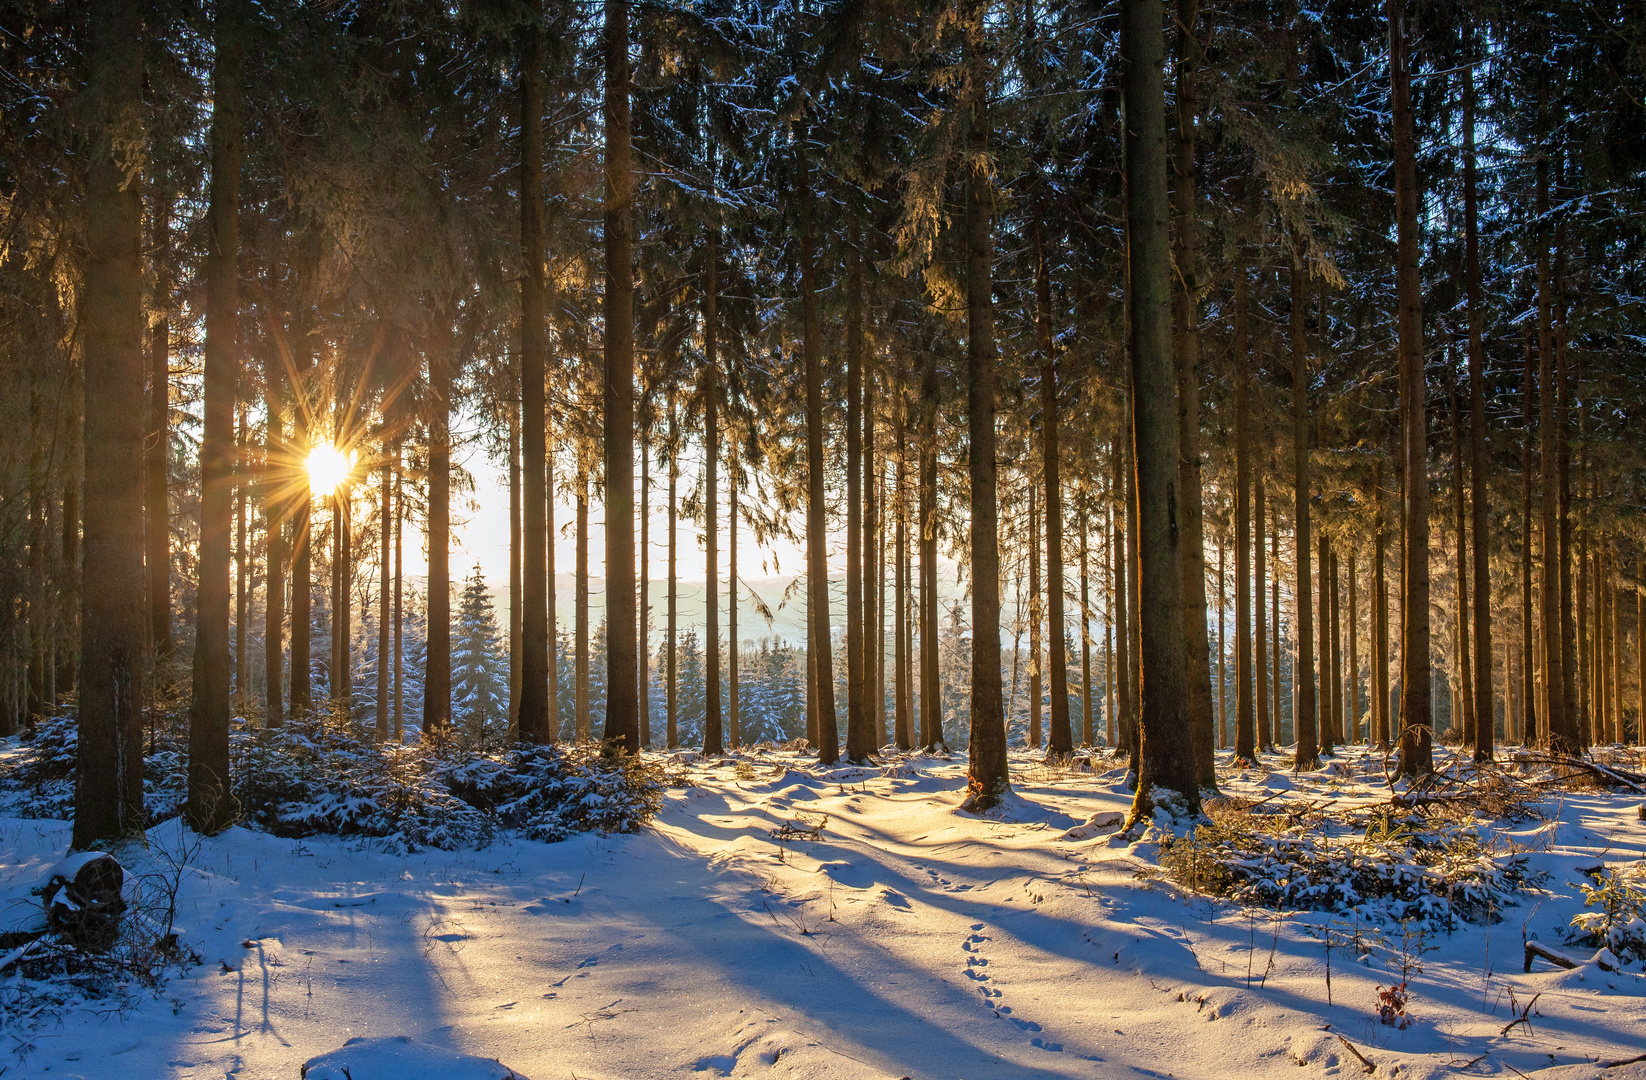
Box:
xmin=300 ymin=1036 xmax=531 ymax=1079
xmin=1 ymin=744 xmax=1643 ymax=1079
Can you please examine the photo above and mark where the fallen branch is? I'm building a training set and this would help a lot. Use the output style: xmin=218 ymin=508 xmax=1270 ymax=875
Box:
xmin=1499 ymin=992 xmax=1542 ymax=1037
xmin=1336 ymin=1034 xmax=1376 ymax=1074
xmin=1523 ymin=940 xmax=1620 ymax=974
xmin=1604 ymin=1053 xmax=1646 ymax=1069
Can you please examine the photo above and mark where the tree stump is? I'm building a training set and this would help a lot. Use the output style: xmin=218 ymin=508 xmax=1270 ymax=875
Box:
xmin=38 ymin=852 xmax=126 ymax=951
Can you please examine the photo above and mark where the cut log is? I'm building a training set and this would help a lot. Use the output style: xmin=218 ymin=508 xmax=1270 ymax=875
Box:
xmin=37 ymin=852 xmax=125 ymax=951
xmin=1523 ymin=940 xmax=1620 ymax=973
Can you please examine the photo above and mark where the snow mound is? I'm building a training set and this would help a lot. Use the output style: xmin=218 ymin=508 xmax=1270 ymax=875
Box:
xmin=300 ymin=1036 xmax=532 ymax=1079
xmin=1060 ymin=810 xmax=1124 ymax=841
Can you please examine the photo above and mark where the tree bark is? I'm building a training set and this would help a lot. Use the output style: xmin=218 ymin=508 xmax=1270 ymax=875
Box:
xmin=667 ymin=396 xmax=678 ymax=748
xmin=1318 ymin=532 xmax=1333 ymax=756
xmin=845 ymin=235 xmax=870 ymax=761
xmin=377 ymin=460 xmax=391 ymax=740
xmin=961 ymin=9 xmax=1009 ymax=811
xmin=1037 ymin=227 xmax=1072 ymax=756
xmin=919 ymin=353 xmax=940 ymax=751
xmin=895 ymin=426 xmax=911 ymax=749
xmin=1113 ymin=437 xmax=1133 ymax=761
xmin=1464 ymin=55 xmax=1493 ymax=760
xmin=799 ymin=141 xmax=838 ymax=764
xmin=235 ymin=410 xmax=247 ymax=699
xmin=518 ymin=0 xmax=552 ymax=743
xmin=703 ymin=244 xmax=723 ymax=756
xmin=1451 ymin=389 xmax=1473 ymax=744
xmin=1122 ymin=0 xmax=1196 ymax=824
xmin=1256 ymin=471 xmax=1269 ymax=749
xmin=148 ymin=189 xmax=173 ymax=666
xmin=641 ymin=430 xmax=652 ymax=747
xmin=1374 ymin=462 xmax=1389 ymax=748
xmin=189 ymin=0 xmax=244 ymax=833
xmin=1521 ymin=334 xmax=1536 ymax=746
xmin=423 ymin=337 xmax=452 ymax=736
xmin=1234 ymin=255 xmax=1255 ymax=761
xmin=75 ymin=0 xmax=147 ymax=848
xmin=261 ymin=327 xmax=284 ymax=726
xmin=394 ymin=460 xmax=403 ymax=740
xmin=1029 ymin=485 xmax=1042 ymax=750
xmin=1171 ymin=0 xmax=1214 ymax=786
xmin=575 ymin=465 xmax=589 ymax=741
xmin=601 ymin=0 xmax=639 ymax=755
xmin=1391 ymin=0 xmax=1431 ymax=774
xmin=729 ymin=443 xmax=738 ymax=747
xmin=1290 ymin=259 xmax=1318 ymax=770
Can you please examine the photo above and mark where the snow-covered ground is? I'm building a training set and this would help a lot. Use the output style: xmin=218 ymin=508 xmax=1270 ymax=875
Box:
xmin=1 ymin=746 xmax=1643 ymax=1080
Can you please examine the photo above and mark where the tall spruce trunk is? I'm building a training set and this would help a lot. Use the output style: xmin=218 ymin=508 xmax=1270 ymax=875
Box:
xmin=1029 ymin=485 xmax=1042 ymax=749
xmin=576 ymin=466 xmax=589 ymax=741
xmin=919 ymin=354 xmax=940 ymax=750
xmin=289 ymin=225 xmax=322 ymax=717
xmin=1374 ymin=462 xmax=1389 ymax=747
xmin=423 ymin=341 xmax=452 ymax=735
xmin=148 ymin=189 xmax=173 ymax=665
xmin=1290 ymin=260 xmax=1318 ymax=770
xmin=1391 ymin=0 xmax=1431 ymax=773
xmin=867 ymin=359 xmax=883 ymax=747
xmin=377 ymin=462 xmax=391 ymax=740
xmin=1037 ymin=227 xmax=1072 ymax=756
xmin=518 ymin=0 xmax=552 ymax=743
xmin=394 ymin=461 xmax=403 ymax=740
xmin=188 ymin=0 xmax=244 ymax=833
xmin=1256 ymin=471 xmax=1269 ymax=749
xmin=1521 ymin=337 xmax=1536 ymax=745
xmin=1113 ymin=438 xmax=1133 ymax=760
xmin=1081 ymin=510 xmax=1094 ymax=745
xmin=1234 ymin=256 xmax=1255 ymax=761
xmin=261 ymin=328 xmax=284 ymax=726
xmin=961 ymin=11 xmax=1009 ymax=811
xmin=1534 ymin=154 xmax=1570 ymax=751
xmin=75 ymin=0 xmax=148 ymax=848
xmin=509 ymin=401 xmax=521 ymax=734
xmin=235 ymin=411 xmax=247 ymax=698
xmin=799 ymin=144 xmax=838 ymax=764
xmin=1451 ymin=390 xmax=1474 ymax=744
xmin=1318 ymin=532 xmax=1333 ymax=756
xmin=845 ymin=237 xmax=870 ymax=760
xmin=1348 ymin=551 xmax=1359 ymax=741
xmin=641 ymin=432 xmax=651 ymax=747
xmin=601 ymin=0 xmax=639 ymax=755
xmin=1464 ymin=57 xmax=1493 ymax=759
xmin=895 ymin=428 xmax=911 ymax=749
xmin=1171 ymin=0 xmax=1214 ymax=786
xmin=1556 ymin=223 xmax=1578 ymax=751
xmin=1121 ymin=0 xmax=1196 ymax=823
xmin=703 ymin=245 xmax=723 ymax=755
xmin=729 ymin=445 xmax=738 ymax=747
xmin=667 ymin=397 xmax=678 ymax=748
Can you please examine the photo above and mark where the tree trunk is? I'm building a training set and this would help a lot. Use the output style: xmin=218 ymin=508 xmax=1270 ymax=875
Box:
xmin=235 ymin=410 xmax=247 ymax=699
xmin=1113 ymin=438 xmax=1133 ymax=761
xmin=1391 ymin=0 xmax=1431 ymax=774
xmin=1256 ymin=471 xmax=1269 ymax=750
xmin=729 ymin=444 xmax=738 ymax=748
xmin=1374 ymin=462 xmax=1389 ymax=747
xmin=1556 ymin=221 xmax=1578 ymax=752
xmin=961 ymin=11 xmax=1009 ymax=811
xmin=895 ymin=427 xmax=911 ymax=749
xmin=261 ymin=328 xmax=284 ymax=726
xmin=667 ymin=396 xmax=678 ymax=748
xmin=509 ymin=399 xmax=521 ymax=735
xmin=845 ymin=234 xmax=869 ymax=761
xmin=576 ymin=465 xmax=589 ymax=741
xmin=1534 ymin=153 xmax=1569 ymax=752
xmin=394 ymin=460 xmax=403 ymax=740
xmin=423 ymin=339 xmax=452 ymax=736
xmin=1464 ymin=54 xmax=1493 ymax=760
xmin=1348 ymin=550 xmax=1359 ymax=742
xmin=1450 ymin=389 xmax=1473 ymax=745
xmin=1029 ymin=484 xmax=1042 ymax=750
xmin=641 ymin=431 xmax=652 ymax=748
xmin=1318 ymin=532 xmax=1333 ymax=756
xmin=1271 ymin=506 xmax=1281 ymax=744
xmin=289 ymin=226 xmax=322 ymax=717
xmin=1217 ymin=542 xmax=1226 ymax=747
xmin=1171 ymin=0 xmax=1214 ymax=787
xmin=703 ymin=244 xmax=723 ymax=756
xmin=601 ymin=0 xmax=639 ymax=755
xmin=148 ymin=189 xmax=173 ymax=666
xmin=1290 ymin=259 xmax=1318 ymax=770
xmin=1121 ymin=0 xmax=1196 ymax=824
xmin=377 ymin=460 xmax=391 ymax=740
xmin=1035 ymin=228 xmax=1072 ymax=757
xmin=1234 ymin=257 xmax=1255 ymax=761
xmin=799 ymin=142 xmax=838 ymax=765
xmin=1082 ymin=508 xmax=1094 ymax=746
xmin=75 ymin=0 xmax=147 ymax=848
xmin=518 ymin=0 xmax=552 ymax=744
xmin=919 ymin=360 xmax=940 ymax=751
xmin=1521 ymin=335 xmax=1536 ymax=746
xmin=189 ymin=0 xmax=244 ymax=833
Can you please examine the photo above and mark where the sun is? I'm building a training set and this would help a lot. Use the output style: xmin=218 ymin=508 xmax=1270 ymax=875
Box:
xmin=307 ymin=442 xmax=354 ymax=498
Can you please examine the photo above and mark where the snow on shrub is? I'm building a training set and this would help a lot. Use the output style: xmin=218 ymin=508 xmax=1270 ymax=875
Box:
xmin=1159 ymin=800 xmax=1539 ymax=927
xmin=3 ymin=711 xmax=663 ymax=852
xmin=1569 ymin=866 xmax=1646 ymax=968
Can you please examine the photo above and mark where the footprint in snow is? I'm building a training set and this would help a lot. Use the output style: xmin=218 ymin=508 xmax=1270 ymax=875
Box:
xmin=1030 ymin=1036 xmax=1064 ymax=1052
